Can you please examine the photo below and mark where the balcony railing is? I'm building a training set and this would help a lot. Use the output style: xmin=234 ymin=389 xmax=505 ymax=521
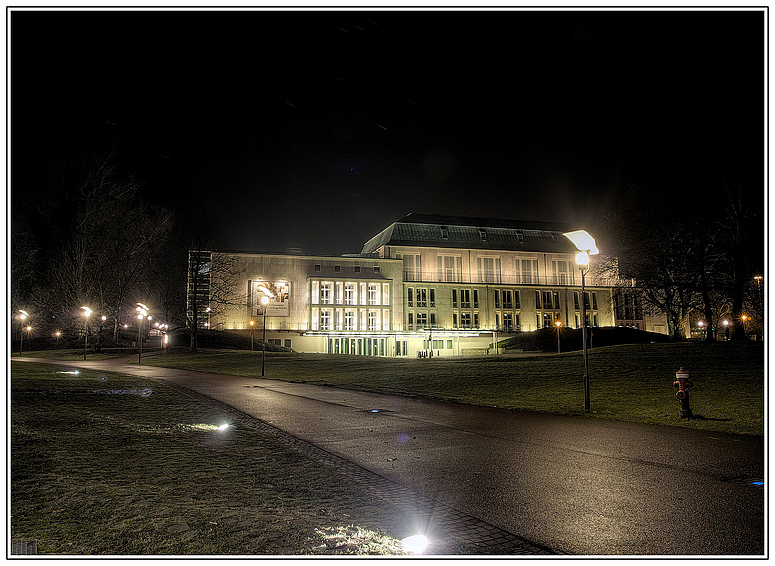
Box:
xmin=402 ymin=271 xmax=612 ymax=287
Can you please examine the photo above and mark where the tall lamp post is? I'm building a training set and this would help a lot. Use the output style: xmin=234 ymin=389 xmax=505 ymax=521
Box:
xmin=80 ymin=307 xmax=92 ymax=360
xmin=261 ymin=296 xmax=269 ymax=376
xmin=249 ymin=320 xmax=255 ymax=351
xmin=18 ymin=310 xmax=29 ymax=356
xmin=136 ymin=303 xmax=150 ymax=364
xmin=563 ymin=230 xmax=599 ymax=413
xmin=555 ymin=320 xmax=562 ymax=354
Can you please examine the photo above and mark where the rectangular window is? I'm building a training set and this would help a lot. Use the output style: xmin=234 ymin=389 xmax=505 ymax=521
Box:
xmin=345 ymin=283 xmax=355 ymax=305
xmin=312 ymin=281 xmax=320 ymax=305
xmin=535 ymin=290 xmax=541 ymax=309
xmin=473 ymin=312 xmax=479 ymax=328
xmin=416 ymin=312 xmax=428 ymax=327
xmin=521 ymin=259 xmax=539 ymax=284
xmin=592 ymin=292 xmax=598 ymax=310
xmin=336 ymin=282 xmax=343 ymax=305
xmin=320 ymin=282 xmax=332 ymax=304
xmin=460 ymin=289 xmax=470 ymax=308
xmin=383 ymin=309 xmax=390 ymax=331
xmin=382 ymin=283 xmax=390 ymax=306
xmin=408 ymin=312 xmax=413 ymax=329
xmin=368 ymin=283 xmax=379 ymax=305
xmin=404 ymin=254 xmax=421 ymax=281
xmin=416 ymin=288 xmax=427 ymax=307
xmin=432 ymin=339 xmax=444 ymax=350
xmin=430 ymin=312 xmax=436 ymax=326
xmin=478 ymin=257 xmax=501 ymax=283
xmin=542 ymin=291 xmax=552 ymax=310
xmin=345 ymin=310 xmax=355 ymax=330
xmin=407 ymin=287 xmax=413 ymax=307
xmin=553 ymin=291 xmax=560 ymax=310
xmin=447 ymin=339 xmax=453 ymax=350
xmin=503 ymin=312 xmax=513 ymax=331
xmin=514 ymin=290 xmax=521 ymax=309
xmin=494 ymin=289 xmax=500 ymax=308
xmin=430 ymin=288 xmax=435 ymax=307
xmin=360 ymin=283 xmax=367 ymax=305
xmin=335 ymin=265 xmax=341 ymax=272
xmin=461 ymin=312 xmax=471 ymax=328
xmin=574 ymin=291 xmax=580 ymax=310
xmin=320 ymin=310 xmax=331 ymax=330
xmin=502 ymin=290 xmax=512 ymax=309
xmin=368 ymin=310 xmax=378 ymax=331
xmin=437 ymin=255 xmax=462 ymax=282
xmin=452 ymin=289 xmax=458 ymax=308
xmin=473 ymin=289 xmax=479 ymax=308
xmin=314 ymin=264 xmax=321 ymax=272
xmin=553 ymin=260 xmax=570 ymax=285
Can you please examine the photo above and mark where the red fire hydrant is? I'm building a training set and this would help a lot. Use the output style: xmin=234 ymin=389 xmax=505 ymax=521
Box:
xmin=673 ymin=367 xmax=693 ymax=419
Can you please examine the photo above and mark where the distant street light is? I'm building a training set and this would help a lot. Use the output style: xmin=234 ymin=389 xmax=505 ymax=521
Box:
xmin=136 ymin=303 xmax=150 ymax=364
xmin=261 ymin=296 xmax=269 ymax=377
xmin=563 ymin=230 xmax=599 ymax=413
xmin=18 ymin=310 xmax=29 ymax=356
xmin=555 ymin=320 xmax=562 ymax=354
xmin=80 ymin=306 xmax=92 ymax=360
xmin=249 ymin=320 xmax=255 ymax=351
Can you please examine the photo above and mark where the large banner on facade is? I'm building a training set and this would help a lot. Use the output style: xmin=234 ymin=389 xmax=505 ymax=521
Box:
xmin=252 ymin=281 xmax=290 ymax=316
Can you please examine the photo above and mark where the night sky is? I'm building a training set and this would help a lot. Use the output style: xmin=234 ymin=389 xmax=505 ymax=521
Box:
xmin=10 ymin=8 xmax=766 ymax=257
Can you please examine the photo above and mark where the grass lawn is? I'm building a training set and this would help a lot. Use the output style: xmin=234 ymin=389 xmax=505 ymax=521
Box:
xmin=11 ymin=362 xmax=463 ymax=556
xmin=136 ymin=342 xmax=764 ymax=436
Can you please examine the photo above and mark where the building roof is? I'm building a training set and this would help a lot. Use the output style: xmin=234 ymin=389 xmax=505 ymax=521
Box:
xmin=361 ymin=213 xmax=579 ymax=254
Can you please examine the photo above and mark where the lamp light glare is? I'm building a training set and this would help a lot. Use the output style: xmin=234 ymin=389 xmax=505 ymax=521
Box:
xmin=563 ymin=230 xmax=599 ymax=255
xmin=218 ymin=424 xmax=230 ymax=431
xmin=575 ymin=251 xmax=590 ymax=266
xmin=401 ymin=534 xmax=428 ymax=554
xmin=261 ymin=296 xmax=270 ymax=305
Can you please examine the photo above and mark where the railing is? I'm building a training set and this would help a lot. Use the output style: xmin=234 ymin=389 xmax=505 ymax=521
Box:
xmin=402 ymin=271 xmax=613 ymax=287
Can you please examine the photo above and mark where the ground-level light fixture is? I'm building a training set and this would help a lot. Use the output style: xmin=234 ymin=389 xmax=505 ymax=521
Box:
xmin=563 ymin=230 xmax=599 ymax=413
xmin=401 ymin=534 xmax=429 ymax=554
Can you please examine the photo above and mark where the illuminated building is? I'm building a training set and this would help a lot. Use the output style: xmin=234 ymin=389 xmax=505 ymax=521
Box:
xmin=189 ymin=214 xmax=660 ymax=356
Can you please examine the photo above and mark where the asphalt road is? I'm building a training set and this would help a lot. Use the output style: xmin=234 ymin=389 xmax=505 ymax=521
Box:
xmin=15 ymin=356 xmax=765 ymax=556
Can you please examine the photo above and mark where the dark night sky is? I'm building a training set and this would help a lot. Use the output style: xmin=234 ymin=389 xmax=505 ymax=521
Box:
xmin=10 ymin=8 xmax=766 ymax=257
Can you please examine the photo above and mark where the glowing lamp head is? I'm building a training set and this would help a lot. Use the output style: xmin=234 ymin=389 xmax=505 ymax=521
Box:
xmin=698 ymin=321 xmax=704 ymax=327
xmin=401 ymin=534 xmax=428 ymax=554
xmin=249 ymin=320 xmax=255 ymax=327
xmin=555 ymin=321 xmax=562 ymax=328
xmin=575 ymin=251 xmax=590 ymax=267
xmin=723 ymin=320 xmax=729 ymax=327
xmin=19 ymin=310 xmax=28 ymax=320
xmin=80 ymin=306 xmax=92 ymax=317
xmin=261 ymin=296 xmax=270 ymax=306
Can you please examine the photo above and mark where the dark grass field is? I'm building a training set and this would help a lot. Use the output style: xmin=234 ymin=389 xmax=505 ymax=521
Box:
xmin=11 ymin=363 xmax=463 ymax=556
xmin=138 ymin=342 xmax=764 ymax=436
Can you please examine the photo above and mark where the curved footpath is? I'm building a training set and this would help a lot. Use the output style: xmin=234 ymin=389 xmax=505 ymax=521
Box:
xmin=13 ymin=356 xmax=765 ymax=556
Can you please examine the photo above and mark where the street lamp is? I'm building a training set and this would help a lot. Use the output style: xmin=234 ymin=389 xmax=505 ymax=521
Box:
xmin=563 ymin=230 xmax=599 ymax=413
xmin=80 ymin=306 xmax=92 ymax=360
xmin=18 ymin=310 xmax=29 ymax=356
xmin=136 ymin=303 xmax=149 ymax=364
xmin=555 ymin=320 xmax=562 ymax=354
xmin=249 ymin=320 xmax=255 ymax=351
xmin=261 ymin=296 xmax=269 ymax=377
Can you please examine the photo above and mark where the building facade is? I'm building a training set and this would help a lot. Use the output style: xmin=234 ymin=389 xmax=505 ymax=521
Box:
xmin=190 ymin=214 xmax=660 ymax=357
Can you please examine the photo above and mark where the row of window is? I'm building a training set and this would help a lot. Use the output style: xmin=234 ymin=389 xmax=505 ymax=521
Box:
xmin=310 ymin=307 xmax=391 ymax=331
xmin=311 ymin=281 xmax=390 ymax=307
xmin=400 ymin=254 xmax=578 ymax=285
xmin=406 ymin=310 xmax=601 ymax=331
xmin=406 ymin=287 xmax=599 ymax=311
